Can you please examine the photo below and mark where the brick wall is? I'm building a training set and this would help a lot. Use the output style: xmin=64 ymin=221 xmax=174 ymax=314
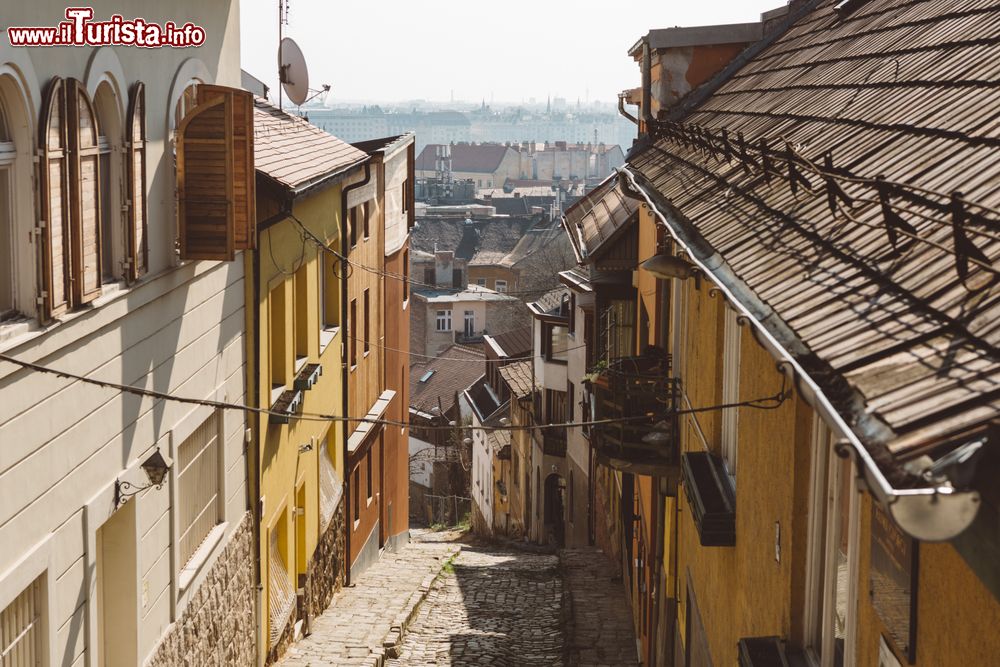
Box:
xmin=145 ymin=512 xmax=256 ymax=667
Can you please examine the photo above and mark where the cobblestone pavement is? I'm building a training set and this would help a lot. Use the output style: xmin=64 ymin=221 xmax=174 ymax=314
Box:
xmin=387 ymin=545 xmax=565 ymax=666
xmin=282 ymin=530 xmax=638 ymax=666
xmin=279 ymin=529 xmax=461 ymax=667
xmin=562 ymin=548 xmax=640 ymax=666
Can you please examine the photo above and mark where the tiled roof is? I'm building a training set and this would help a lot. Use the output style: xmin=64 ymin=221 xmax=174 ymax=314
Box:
xmin=409 ymin=345 xmax=486 ymax=414
xmin=416 ymin=143 xmax=513 ymax=173
xmin=626 ymin=0 xmax=1000 ymax=483
xmin=561 ymin=175 xmax=639 ymax=263
xmin=253 ymin=98 xmax=367 ymax=193
xmin=498 ymin=360 xmax=538 ymax=400
xmin=487 ymin=428 xmax=512 ymax=453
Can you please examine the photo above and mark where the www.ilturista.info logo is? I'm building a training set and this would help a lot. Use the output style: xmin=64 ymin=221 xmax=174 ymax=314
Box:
xmin=7 ymin=8 xmax=206 ymax=47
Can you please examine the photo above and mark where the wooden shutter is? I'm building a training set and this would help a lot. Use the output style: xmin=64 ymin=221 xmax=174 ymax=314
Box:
xmin=176 ymin=85 xmax=255 ymax=261
xmin=126 ymin=82 xmax=148 ymax=280
xmin=37 ymin=77 xmax=71 ymax=319
xmin=67 ymin=78 xmax=102 ymax=304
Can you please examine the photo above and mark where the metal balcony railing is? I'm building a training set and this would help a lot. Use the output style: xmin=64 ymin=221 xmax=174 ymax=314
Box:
xmin=591 ymin=351 xmax=681 ymax=479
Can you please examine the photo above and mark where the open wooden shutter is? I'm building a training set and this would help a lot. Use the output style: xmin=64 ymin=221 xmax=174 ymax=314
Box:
xmin=126 ymin=82 xmax=148 ymax=280
xmin=176 ymin=85 xmax=255 ymax=261
xmin=37 ymin=77 xmax=71 ymax=320
xmin=67 ymin=78 xmax=102 ymax=304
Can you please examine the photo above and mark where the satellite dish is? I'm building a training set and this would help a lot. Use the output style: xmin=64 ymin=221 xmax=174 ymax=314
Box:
xmin=279 ymin=37 xmax=309 ymax=106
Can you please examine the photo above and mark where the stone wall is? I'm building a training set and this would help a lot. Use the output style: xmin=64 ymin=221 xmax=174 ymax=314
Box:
xmin=309 ymin=497 xmax=346 ymax=617
xmin=145 ymin=512 xmax=256 ymax=667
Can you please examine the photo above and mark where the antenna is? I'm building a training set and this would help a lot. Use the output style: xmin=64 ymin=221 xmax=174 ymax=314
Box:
xmin=279 ymin=37 xmax=309 ymax=107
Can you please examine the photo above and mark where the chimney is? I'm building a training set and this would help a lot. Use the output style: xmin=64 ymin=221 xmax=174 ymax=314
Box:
xmin=435 ymin=251 xmax=455 ymax=287
xmin=631 ymin=21 xmax=763 ymax=121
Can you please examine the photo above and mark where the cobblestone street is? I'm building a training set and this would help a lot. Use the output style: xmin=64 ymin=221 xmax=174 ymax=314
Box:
xmin=281 ymin=529 xmax=638 ymax=667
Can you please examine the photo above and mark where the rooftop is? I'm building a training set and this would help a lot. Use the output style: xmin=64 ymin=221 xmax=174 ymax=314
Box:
xmin=416 ymin=142 xmax=514 ymax=174
xmin=414 ymin=285 xmax=519 ymax=304
xmin=561 ymin=175 xmax=639 ymax=264
xmin=254 ymin=97 xmax=367 ymax=194
xmin=498 ymin=360 xmax=538 ymax=400
xmin=409 ymin=345 xmax=486 ymax=415
xmin=484 ymin=326 xmax=533 ymax=359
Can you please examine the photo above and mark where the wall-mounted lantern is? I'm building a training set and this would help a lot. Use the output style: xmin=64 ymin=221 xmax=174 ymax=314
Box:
xmin=115 ymin=448 xmax=173 ymax=507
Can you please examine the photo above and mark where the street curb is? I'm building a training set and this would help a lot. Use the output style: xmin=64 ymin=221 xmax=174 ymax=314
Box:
xmin=381 ymin=544 xmax=462 ymax=662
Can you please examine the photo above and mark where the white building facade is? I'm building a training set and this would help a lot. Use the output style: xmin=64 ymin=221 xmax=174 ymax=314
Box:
xmin=0 ymin=3 xmax=254 ymax=666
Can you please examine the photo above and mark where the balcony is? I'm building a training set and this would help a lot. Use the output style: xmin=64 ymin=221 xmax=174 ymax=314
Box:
xmin=591 ymin=352 xmax=681 ymax=483
xmin=455 ymin=331 xmax=486 ymax=345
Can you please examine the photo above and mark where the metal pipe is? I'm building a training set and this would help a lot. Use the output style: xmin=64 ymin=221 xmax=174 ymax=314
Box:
xmin=340 ymin=161 xmax=372 ymax=585
xmin=641 ymin=41 xmax=653 ymax=134
xmin=250 ymin=227 xmax=265 ymax=667
xmin=618 ymin=93 xmax=638 ymax=126
xmin=618 ymin=165 xmax=980 ymax=542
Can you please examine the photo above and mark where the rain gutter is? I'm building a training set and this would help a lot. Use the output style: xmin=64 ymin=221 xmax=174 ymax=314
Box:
xmin=618 ymin=166 xmax=981 ymax=542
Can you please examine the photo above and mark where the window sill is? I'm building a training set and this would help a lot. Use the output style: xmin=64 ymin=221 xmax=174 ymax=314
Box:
xmin=270 ymin=384 xmax=285 ymax=407
xmin=178 ymin=522 xmax=228 ymax=594
xmin=363 ymin=350 xmax=370 ymax=359
xmin=350 ymin=364 xmax=358 ymax=373
xmin=294 ymin=356 xmax=308 ymax=373
xmin=319 ymin=326 xmax=339 ymax=354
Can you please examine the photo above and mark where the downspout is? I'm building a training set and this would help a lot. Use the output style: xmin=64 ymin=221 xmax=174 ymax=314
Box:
xmin=617 ymin=166 xmax=981 ymax=542
xmin=250 ymin=226 xmax=264 ymax=667
xmin=618 ymin=93 xmax=638 ymax=126
xmin=641 ymin=40 xmax=653 ymax=135
xmin=340 ymin=161 xmax=371 ymax=586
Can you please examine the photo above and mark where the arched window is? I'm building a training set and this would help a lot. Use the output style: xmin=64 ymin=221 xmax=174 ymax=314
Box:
xmin=174 ymin=80 xmax=199 ymax=130
xmin=67 ymin=78 xmax=102 ymax=303
xmin=0 ymin=97 xmax=15 ymax=319
xmin=93 ymin=80 xmax=122 ymax=284
xmin=126 ymin=82 xmax=147 ymax=279
xmin=38 ymin=77 xmax=71 ymax=317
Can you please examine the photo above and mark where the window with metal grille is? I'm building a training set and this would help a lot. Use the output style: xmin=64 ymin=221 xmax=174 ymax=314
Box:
xmin=177 ymin=411 xmax=220 ymax=567
xmin=0 ymin=575 xmax=43 ymax=665
xmin=319 ymin=437 xmax=341 ymax=533
xmin=268 ymin=520 xmax=294 ymax=647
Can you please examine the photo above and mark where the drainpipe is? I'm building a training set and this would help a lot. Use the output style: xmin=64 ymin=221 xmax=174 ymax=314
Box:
xmin=618 ymin=92 xmax=638 ymax=126
xmin=250 ymin=227 xmax=264 ymax=667
xmin=340 ymin=161 xmax=371 ymax=587
xmin=641 ymin=40 xmax=653 ymax=135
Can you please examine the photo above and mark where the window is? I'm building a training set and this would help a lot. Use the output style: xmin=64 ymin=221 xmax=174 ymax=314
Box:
xmin=568 ymin=294 xmax=576 ymax=334
xmin=269 ymin=283 xmax=288 ymax=399
xmin=0 ymin=98 xmax=14 ymax=319
xmin=436 ymin=309 xmax=452 ymax=332
xmin=363 ymin=288 xmax=370 ymax=355
xmin=178 ymin=411 xmax=221 ymax=567
xmin=543 ymin=323 xmax=569 ymax=363
xmin=464 ymin=310 xmax=475 ymax=338
xmin=319 ymin=436 xmax=341 ymax=532
xmin=720 ymin=306 xmax=740 ymax=482
xmin=0 ymin=575 xmax=44 ymax=664
xmin=495 ymin=279 xmax=508 ymax=293
xmin=320 ymin=245 xmax=339 ymax=350
xmin=401 ymin=180 xmax=409 ymax=216
xmin=363 ymin=201 xmax=370 ymax=240
xmin=268 ymin=516 xmax=294 ymax=647
xmin=476 ymin=277 xmax=487 ymax=287
xmin=92 ymin=81 xmax=121 ymax=285
xmin=353 ymin=467 xmax=360 ymax=522
xmin=294 ymin=265 xmax=309 ymax=369
xmin=349 ymin=206 xmax=358 ymax=247
xmin=545 ymin=389 xmax=567 ymax=424
xmin=513 ymin=450 xmax=519 ymax=487
xmin=126 ymin=82 xmax=148 ymax=280
xmin=452 ymin=268 xmax=462 ymax=288
xmin=350 ymin=298 xmax=357 ymax=367
xmin=423 ymin=267 xmax=434 ymax=286
xmin=402 ymin=249 xmax=409 ymax=302
xmin=366 ymin=450 xmax=373 ymax=500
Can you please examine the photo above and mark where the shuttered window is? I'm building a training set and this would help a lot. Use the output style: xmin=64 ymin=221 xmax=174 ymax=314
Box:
xmin=38 ymin=78 xmax=71 ymax=319
xmin=68 ymin=78 xmax=102 ymax=304
xmin=0 ymin=576 xmax=43 ymax=665
xmin=126 ymin=82 xmax=148 ymax=280
xmin=177 ymin=411 xmax=220 ymax=567
xmin=176 ymin=85 xmax=255 ymax=261
xmin=319 ymin=437 xmax=341 ymax=532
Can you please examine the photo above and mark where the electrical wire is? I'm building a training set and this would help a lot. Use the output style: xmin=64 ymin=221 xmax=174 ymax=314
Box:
xmin=0 ymin=352 xmax=789 ymax=432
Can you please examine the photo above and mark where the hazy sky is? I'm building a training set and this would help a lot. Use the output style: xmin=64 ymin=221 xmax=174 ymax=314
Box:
xmin=240 ymin=1 xmax=781 ymax=106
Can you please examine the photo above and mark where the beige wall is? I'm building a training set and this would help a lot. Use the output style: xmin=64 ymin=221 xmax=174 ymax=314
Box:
xmin=0 ymin=4 xmax=247 ymax=665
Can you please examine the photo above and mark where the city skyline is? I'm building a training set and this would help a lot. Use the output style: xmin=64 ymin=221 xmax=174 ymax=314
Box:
xmin=240 ymin=0 xmax=783 ymax=106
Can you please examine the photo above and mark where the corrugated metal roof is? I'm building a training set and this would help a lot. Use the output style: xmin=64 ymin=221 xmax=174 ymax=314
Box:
xmin=627 ymin=0 xmax=1000 ymax=475
xmin=254 ymin=98 xmax=367 ymax=193
xmin=561 ymin=175 xmax=639 ymax=263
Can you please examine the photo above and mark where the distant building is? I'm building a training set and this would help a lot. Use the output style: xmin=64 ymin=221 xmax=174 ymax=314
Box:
xmin=415 ymin=143 xmax=521 ymax=189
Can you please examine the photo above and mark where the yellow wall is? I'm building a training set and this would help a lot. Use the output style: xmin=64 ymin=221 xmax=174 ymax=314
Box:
xmin=673 ymin=277 xmax=813 ymax=665
xmin=249 ymin=184 xmax=345 ymax=650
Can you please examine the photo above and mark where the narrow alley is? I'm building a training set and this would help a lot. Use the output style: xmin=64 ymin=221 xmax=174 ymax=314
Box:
xmin=280 ymin=531 xmax=639 ymax=666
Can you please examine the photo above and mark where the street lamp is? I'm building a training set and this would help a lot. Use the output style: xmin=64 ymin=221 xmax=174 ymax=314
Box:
xmin=115 ymin=448 xmax=173 ymax=507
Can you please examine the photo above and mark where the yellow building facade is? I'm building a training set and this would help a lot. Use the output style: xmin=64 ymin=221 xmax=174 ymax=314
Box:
xmin=248 ymin=99 xmax=368 ymax=660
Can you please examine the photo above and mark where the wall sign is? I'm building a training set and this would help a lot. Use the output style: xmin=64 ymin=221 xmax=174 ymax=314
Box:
xmin=870 ymin=504 xmax=918 ymax=663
